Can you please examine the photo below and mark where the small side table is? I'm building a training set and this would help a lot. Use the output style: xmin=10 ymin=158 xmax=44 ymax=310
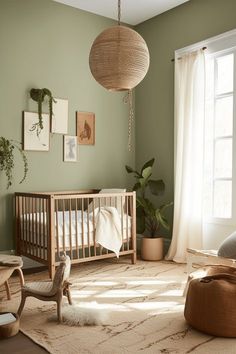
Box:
xmin=0 ymin=255 xmax=24 ymax=300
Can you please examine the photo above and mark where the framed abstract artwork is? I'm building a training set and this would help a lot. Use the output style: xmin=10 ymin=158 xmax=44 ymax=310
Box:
xmin=23 ymin=111 xmax=50 ymax=151
xmin=51 ymin=98 xmax=68 ymax=134
xmin=76 ymin=111 xmax=95 ymax=145
xmin=63 ymin=135 xmax=77 ymax=162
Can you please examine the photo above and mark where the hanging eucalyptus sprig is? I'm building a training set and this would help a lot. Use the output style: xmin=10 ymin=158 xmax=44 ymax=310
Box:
xmin=0 ymin=137 xmax=28 ymax=189
xmin=30 ymin=88 xmax=57 ymax=136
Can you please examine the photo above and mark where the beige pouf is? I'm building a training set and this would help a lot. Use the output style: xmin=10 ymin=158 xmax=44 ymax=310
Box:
xmin=0 ymin=312 xmax=19 ymax=339
xmin=185 ymin=271 xmax=236 ymax=337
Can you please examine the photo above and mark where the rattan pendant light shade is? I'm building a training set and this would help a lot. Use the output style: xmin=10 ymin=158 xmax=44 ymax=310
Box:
xmin=89 ymin=25 xmax=150 ymax=91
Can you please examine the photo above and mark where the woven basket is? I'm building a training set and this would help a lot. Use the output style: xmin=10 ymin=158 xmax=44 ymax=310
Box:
xmin=0 ymin=312 xmax=19 ymax=338
xmin=89 ymin=25 xmax=150 ymax=91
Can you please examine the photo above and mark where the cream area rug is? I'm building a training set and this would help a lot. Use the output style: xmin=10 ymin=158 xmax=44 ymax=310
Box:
xmin=1 ymin=258 xmax=236 ymax=354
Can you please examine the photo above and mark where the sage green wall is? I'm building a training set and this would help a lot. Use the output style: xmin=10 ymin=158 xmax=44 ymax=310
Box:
xmin=0 ymin=0 xmax=134 ymax=250
xmin=135 ymin=0 xmax=236 ymax=238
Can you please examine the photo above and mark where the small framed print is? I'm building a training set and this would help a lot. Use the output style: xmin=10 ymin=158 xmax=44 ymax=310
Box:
xmin=63 ymin=135 xmax=77 ymax=162
xmin=23 ymin=111 xmax=50 ymax=151
xmin=51 ymin=98 xmax=68 ymax=134
xmin=76 ymin=111 xmax=95 ymax=145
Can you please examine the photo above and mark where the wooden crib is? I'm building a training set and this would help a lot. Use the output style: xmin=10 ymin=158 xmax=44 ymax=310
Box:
xmin=15 ymin=190 xmax=136 ymax=278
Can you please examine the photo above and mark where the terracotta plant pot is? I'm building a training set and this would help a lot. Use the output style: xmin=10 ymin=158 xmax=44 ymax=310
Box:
xmin=141 ymin=237 xmax=163 ymax=261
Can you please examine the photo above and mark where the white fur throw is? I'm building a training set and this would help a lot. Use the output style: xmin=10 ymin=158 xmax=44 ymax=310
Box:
xmin=61 ymin=303 xmax=109 ymax=326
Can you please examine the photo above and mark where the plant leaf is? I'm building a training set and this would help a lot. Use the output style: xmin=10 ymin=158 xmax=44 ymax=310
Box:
xmin=137 ymin=197 xmax=155 ymax=217
xmin=141 ymin=158 xmax=155 ymax=173
xmin=136 ymin=206 xmax=145 ymax=233
xmin=142 ymin=166 xmax=152 ymax=180
xmin=132 ymin=182 xmax=141 ymax=191
xmin=125 ymin=165 xmax=134 ymax=173
xmin=148 ymin=179 xmax=165 ymax=196
xmin=159 ymin=201 xmax=173 ymax=213
xmin=156 ymin=210 xmax=170 ymax=230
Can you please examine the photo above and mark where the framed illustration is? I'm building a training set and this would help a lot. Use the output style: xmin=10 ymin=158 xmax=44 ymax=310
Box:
xmin=63 ymin=135 xmax=77 ymax=162
xmin=76 ymin=111 xmax=95 ymax=145
xmin=51 ymin=98 xmax=68 ymax=134
xmin=23 ymin=111 xmax=50 ymax=151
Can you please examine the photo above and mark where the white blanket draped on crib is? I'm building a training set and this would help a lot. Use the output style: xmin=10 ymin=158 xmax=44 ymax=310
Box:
xmin=95 ymin=207 xmax=122 ymax=257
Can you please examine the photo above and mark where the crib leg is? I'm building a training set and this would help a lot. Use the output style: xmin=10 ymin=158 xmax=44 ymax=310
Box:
xmin=131 ymin=252 xmax=137 ymax=264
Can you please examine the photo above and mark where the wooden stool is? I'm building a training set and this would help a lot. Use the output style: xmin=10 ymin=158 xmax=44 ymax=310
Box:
xmin=0 ymin=255 xmax=24 ymax=300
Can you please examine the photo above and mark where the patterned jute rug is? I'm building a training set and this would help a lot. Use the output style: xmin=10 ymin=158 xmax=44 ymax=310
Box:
xmin=1 ymin=258 xmax=236 ymax=354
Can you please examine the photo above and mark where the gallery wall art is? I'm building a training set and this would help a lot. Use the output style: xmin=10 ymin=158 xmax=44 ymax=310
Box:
xmin=77 ymin=111 xmax=95 ymax=145
xmin=63 ymin=135 xmax=77 ymax=162
xmin=23 ymin=111 xmax=50 ymax=151
xmin=51 ymin=98 xmax=69 ymax=134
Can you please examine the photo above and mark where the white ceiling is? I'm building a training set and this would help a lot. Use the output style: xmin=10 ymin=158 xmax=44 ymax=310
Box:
xmin=53 ymin=0 xmax=190 ymax=25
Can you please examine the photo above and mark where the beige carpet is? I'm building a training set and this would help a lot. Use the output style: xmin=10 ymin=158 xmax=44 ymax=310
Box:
xmin=1 ymin=258 xmax=236 ymax=354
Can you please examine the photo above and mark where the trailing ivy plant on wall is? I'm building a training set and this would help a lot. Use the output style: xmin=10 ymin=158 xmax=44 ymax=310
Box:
xmin=0 ymin=137 xmax=28 ymax=189
xmin=30 ymin=88 xmax=56 ymax=136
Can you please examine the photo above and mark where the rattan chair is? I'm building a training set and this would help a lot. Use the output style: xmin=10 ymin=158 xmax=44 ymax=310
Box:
xmin=17 ymin=255 xmax=72 ymax=322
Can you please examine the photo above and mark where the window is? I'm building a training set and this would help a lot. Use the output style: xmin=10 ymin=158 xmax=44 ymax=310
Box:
xmin=204 ymin=50 xmax=235 ymax=221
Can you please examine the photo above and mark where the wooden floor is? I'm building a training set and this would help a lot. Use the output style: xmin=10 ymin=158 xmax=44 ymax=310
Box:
xmin=0 ymin=332 xmax=48 ymax=353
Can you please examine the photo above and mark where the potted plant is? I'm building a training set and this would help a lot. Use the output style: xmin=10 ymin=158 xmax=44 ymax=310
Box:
xmin=0 ymin=137 xmax=28 ymax=189
xmin=125 ymin=158 xmax=173 ymax=260
xmin=30 ymin=88 xmax=56 ymax=136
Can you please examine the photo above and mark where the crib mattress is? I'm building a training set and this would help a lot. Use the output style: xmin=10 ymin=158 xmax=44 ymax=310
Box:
xmin=21 ymin=210 xmax=132 ymax=249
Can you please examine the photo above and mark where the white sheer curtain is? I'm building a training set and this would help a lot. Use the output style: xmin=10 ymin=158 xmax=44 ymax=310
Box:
xmin=166 ymin=49 xmax=206 ymax=263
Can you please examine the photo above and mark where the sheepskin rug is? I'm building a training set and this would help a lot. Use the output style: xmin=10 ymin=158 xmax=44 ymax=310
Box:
xmin=61 ymin=302 xmax=109 ymax=326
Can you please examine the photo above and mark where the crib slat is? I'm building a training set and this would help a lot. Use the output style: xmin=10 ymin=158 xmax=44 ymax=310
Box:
xmin=43 ymin=199 xmax=46 ymax=260
xmin=126 ymin=196 xmax=129 ymax=251
xmin=35 ymin=198 xmax=39 ymax=258
xmin=81 ymin=199 xmax=85 ymax=258
xmin=93 ymin=199 xmax=96 ymax=256
xmin=69 ymin=199 xmax=73 ymax=259
xmin=55 ymin=199 xmax=60 ymax=258
xmin=98 ymin=198 xmax=102 ymax=255
xmin=22 ymin=197 xmax=26 ymax=254
xmin=25 ymin=197 xmax=29 ymax=253
xmin=28 ymin=197 xmax=32 ymax=256
xmin=121 ymin=195 xmax=124 ymax=252
xmin=75 ymin=198 xmax=79 ymax=259
xmin=39 ymin=198 xmax=42 ymax=258
xmin=105 ymin=197 xmax=108 ymax=254
xmin=62 ymin=199 xmax=66 ymax=252
xmin=131 ymin=192 xmax=137 ymax=263
xmin=87 ymin=198 xmax=91 ymax=258
xmin=33 ymin=198 xmax=37 ymax=256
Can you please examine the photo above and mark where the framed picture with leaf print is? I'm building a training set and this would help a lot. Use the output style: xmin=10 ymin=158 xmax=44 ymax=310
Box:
xmin=76 ymin=111 xmax=95 ymax=145
xmin=23 ymin=111 xmax=50 ymax=151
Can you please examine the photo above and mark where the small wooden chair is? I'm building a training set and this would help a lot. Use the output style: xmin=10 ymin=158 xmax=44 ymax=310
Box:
xmin=17 ymin=255 xmax=72 ymax=322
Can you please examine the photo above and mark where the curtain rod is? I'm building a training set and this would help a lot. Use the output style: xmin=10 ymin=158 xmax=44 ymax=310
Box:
xmin=171 ymin=46 xmax=207 ymax=62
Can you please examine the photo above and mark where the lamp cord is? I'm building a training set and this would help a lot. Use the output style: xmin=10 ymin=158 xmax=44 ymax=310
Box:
xmin=123 ymin=90 xmax=134 ymax=152
xmin=118 ymin=0 xmax=121 ymax=25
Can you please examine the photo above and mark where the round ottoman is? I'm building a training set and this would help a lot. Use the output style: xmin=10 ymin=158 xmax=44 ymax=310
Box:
xmin=185 ymin=272 xmax=236 ymax=337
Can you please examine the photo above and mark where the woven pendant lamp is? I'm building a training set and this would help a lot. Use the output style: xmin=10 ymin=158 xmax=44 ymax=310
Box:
xmin=89 ymin=0 xmax=150 ymax=91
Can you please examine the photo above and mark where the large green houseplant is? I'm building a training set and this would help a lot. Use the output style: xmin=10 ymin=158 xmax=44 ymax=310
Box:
xmin=0 ymin=137 xmax=28 ymax=189
xmin=125 ymin=158 xmax=173 ymax=260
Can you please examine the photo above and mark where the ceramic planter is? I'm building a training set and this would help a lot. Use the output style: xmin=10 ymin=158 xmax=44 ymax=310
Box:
xmin=141 ymin=237 xmax=164 ymax=261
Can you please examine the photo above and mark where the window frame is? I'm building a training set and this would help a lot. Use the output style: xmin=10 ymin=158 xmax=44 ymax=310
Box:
xmin=204 ymin=48 xmax=236 ymax=225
